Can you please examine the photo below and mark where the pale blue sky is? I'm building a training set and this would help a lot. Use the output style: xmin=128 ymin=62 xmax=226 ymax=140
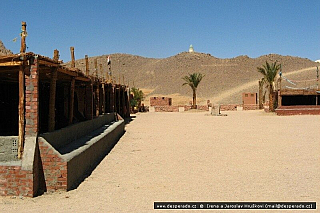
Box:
xmin=1 ymin=0 xmax=319 ymax=62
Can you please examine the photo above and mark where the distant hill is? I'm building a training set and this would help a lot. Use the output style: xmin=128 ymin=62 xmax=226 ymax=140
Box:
xmin=65 ymin=52 xmax=318 ymax=105
xmin=0 ymin=40 xmax=13 ymax=56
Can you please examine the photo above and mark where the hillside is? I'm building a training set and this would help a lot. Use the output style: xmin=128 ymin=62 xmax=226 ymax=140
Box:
xmin=1 ymin=38 xmax=318 ymax=105
xmin=0 ymin=40 xmax=13 ymax=56
xmin=65 ymin=52 xmax=319 ymax=105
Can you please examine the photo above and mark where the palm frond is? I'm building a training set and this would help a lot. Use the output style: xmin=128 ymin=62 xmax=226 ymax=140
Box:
xmin=257 ymin=61 xmax=281 ymax=90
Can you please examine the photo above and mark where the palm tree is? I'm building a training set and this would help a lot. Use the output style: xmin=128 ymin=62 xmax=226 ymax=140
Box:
xmin=257 ymin=61 xmax=281 ymax=112
xmin=182 ymin=73 xmax=205 ymax=109
xmin=130 ymin=87 xmax=144 ymax=111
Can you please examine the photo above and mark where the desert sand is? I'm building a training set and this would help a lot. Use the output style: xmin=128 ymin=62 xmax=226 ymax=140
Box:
xmin=1 ymin=110 xmax=319 ymax=212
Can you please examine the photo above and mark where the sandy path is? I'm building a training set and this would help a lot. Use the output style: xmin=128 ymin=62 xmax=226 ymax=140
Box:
xmin=1 ymin=111 xmax=319 ymax=212
xmin=211 ymin=66 xmax=317 ymax=104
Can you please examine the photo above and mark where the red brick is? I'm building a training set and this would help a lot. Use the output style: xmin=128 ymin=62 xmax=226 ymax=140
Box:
xmin=15 ymin=174 xmax=27 ymax=179
xmin=47 ymin=149 xmax=55 ymax=155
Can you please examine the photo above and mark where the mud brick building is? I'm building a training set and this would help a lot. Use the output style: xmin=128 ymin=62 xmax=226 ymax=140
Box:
xmin=242 ymin=93 xmax=259 ymax=110
xmin=150 ymin=97 xmax=172 ymax=106
xmin=0 ymin=23 xmax=130 ymax=197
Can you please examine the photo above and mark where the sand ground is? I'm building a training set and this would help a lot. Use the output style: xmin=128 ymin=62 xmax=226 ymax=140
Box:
xmin=1 ymin=110 xmax=319 ymax=212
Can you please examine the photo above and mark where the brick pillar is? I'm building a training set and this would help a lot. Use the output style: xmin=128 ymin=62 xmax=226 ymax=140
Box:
xmin=25 ymin=56 xmax=39 ymax=136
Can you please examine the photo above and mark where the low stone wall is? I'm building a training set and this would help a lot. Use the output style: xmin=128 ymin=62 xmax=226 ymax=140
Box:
xmin=220 ymin=104 xmax=238 ymax=111
xmin=220 ymin=104 xmax=259 ymax=111
xmin=243 ymin=104 xmax=259 ymax=110
xmin=150 ymin=105 xmax=209 ymax=112
xmin=153 ymin=106 xmax=179 ymax=112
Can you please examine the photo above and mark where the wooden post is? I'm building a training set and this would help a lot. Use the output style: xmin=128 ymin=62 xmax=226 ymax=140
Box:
xmin=18 ymin=63 xmax=25 ymax=159
xmin=100 ymin=63 xmax=105 ymax=113
xmin=122 ymin=86 xmax=125 ymax=117
xmin=48 ymin=50 xmax=59 ymax=131
xmin=94 ymin=59 xmax=100 ymax=116
xmin=118 ymin=86 xmax=121 ymax=113
xmin=278 ymin=65 xmax=282 ymax=108
xmin=316 ymin=66 xmax=319 ymax=106
xmin=69 ymin=78 xmax=75 ymax=124
xmin=113 ymin=86 xmax=116 ymax=113
xmin=96 ymin=85 xmax=100 ymax=117
xmin=85 ymin=55 xmax=89 ymax=76
xmin=70 ymin=47 xmax=75 ymax=68
xmin=53 ymin=49 xmax=59 ymax=62
xmin=20 ymin=22 xmax=27 ymax=53
xmin=94 ymin=58 xmax=98 ymax=77
xmin=18 ymin=21 xmax=27 ymax=159
xmin=107 ymin=55 xmax=112 ymax=83
xmin=100 ymin=64 xmax=103 ymax=81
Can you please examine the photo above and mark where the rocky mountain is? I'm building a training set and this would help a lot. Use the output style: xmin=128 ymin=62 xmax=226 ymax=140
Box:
xmin=0 ymin=40 xmax=13 ymax=56
xmin=66 ymin=52 xmax=319 ymax=105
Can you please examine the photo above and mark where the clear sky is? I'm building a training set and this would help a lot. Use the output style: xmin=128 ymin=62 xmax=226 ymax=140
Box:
xmin=1 ymin=0 xmax=319 ymax=62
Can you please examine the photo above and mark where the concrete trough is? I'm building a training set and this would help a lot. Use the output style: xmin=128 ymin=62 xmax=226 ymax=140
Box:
xmin=38 ymin=113 xmax=125 ymax=191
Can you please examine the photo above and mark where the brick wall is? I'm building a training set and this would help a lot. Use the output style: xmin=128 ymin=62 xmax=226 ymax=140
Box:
xmin=154 ymin=106 xmax=179 ymax=112
xmin=25 ymin=56 xmax=39 ymax=136
xmin=220 ymin=104 xmax=238 ymax=111
xmin=152 ymin=105 xmax=209 ymax=112
xmin=150 ymin=97 xmax=172 ymax=106
xmin=38 ymin=138 xmax=67 ymax=192
xmin=0 ymin=165 xmax=33 ymax=197
xmin=242 ymin=93 xmax=257 ymax=105
xmin=243 ymin=104 xmax=259 ymax=110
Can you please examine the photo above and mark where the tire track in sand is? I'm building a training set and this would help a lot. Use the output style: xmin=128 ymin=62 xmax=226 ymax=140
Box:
xmin=211 ymin=66 xmax=317 ymax=104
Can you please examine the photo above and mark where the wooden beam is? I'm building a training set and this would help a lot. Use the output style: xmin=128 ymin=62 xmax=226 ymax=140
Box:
xmin=96 ymin=84 xmax=100 ymax=117
xmin=75 ymin=76 xmax=91 ymax=82
xmin=94 ymin=59 xmax=100 ymax=116
xmin=18 ymin=62 xmax=25 ymax=159
xmin=18 ymin=21 xmax=27 ymax=159
xmin=56 ymin=67 xmax=78 ymax=77
xmin=280 ymin=89 xmax=318 ymax=96
xmin=0 ymin=61 xmax=22 ymax=66
xmin=38 ymin=60 xmax=59 ymax=67
xmin=101 ymin=83 xmax=105 ymax=113
xmin=48 ymin=68 xmax=57 ymax=131
xmin=48 ymin=50 xmax=59 ymax=132
xmin=69 ymin=78 xmax=75 ymax=125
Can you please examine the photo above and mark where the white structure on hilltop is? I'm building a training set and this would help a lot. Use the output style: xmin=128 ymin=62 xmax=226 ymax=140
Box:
xmin=315 ymin=59 xmax=320 ymax=63
xmin=189 ymin=44 xmax=194 ymax=53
